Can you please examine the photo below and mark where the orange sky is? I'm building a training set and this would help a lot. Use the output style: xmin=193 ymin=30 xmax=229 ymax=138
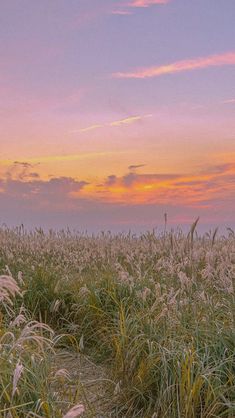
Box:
xmin=0 ymin=0 xmax=235 ymax=231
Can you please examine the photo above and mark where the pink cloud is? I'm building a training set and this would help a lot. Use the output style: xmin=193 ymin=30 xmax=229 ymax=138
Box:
xmin=129 ymin=0 xmax=169 ymax=7
xmin=222 ymin=98 xmax=235 ymax=104
xmin=111 ymin=10 xmax=133 ymax=15
xmin=112 ymin=51 xmax=235 ymax=79
xmin=111 ymin=0 xmax=168 ymax=16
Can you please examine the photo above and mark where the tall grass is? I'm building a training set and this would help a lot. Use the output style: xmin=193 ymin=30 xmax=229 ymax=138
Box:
xmin=0 ymin=224 xmax=234 ymax=417
xmin=0 ymin=271 xmax=85 ymax=417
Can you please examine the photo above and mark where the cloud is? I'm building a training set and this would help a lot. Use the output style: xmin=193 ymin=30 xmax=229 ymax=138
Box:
xmin=0 ymin=175 xmax=88 ymax=210
xmin=123 ymin=172 xmax=138 ymax=187
xmin=111 ymin=10 xmax=132 ymax=15
xmin=122 ymin=172 xmax=181 ymax=187
xmin=128 ymin=164 xmax=146 ymax=171
xmin=105 ymin=175 xmax=118 ymax=186
xmin=112 ymin=51 xmax=235 ymax=79
xmin=129 ymin=0 xmax=169 ymax=7
xmin=199 ymin=163 xmax=235 ymax=175
xmin=111 ymin=0 xmax=169 ymax=15
xmin=0 ymin=152 xmax=121 ymax=167
xmin=85 ymin=162 xmax=235 ymax=208
xmin=1 ymin=161 xmax=235 ymax=232
xmin=5 ymin=161 xmax=40 ymax=181
xmin=222 ymin=98 xmax=235 ymax=104
xmin=13 ymin=161 xmax=32 ymax=168
xmin=69 ymin=114 xmax=152 ymax=133
xmin=110 ymin=115 xmax=143 ymax=126
xmin=76 ymin=124 xmax=103 ymax=133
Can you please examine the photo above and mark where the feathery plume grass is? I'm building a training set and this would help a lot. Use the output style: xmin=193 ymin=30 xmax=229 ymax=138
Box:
xmin=63 ymin=404 xmax=85 ymax=417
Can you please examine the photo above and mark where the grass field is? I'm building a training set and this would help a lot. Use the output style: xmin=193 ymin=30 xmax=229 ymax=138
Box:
xmin=0 ymin=222 xmax=234 ymax=417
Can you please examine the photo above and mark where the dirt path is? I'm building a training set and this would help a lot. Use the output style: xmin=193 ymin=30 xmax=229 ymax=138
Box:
xmin=53 ymin=350 xmax=113 ymax=417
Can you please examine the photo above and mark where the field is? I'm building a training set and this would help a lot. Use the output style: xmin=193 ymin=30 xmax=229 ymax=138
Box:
xmin=0 ymin=223 xmax=234 ymax=417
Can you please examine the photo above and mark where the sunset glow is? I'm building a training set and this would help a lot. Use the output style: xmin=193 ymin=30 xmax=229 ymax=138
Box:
xmin=1 ymin=0 xmax=235 ymax=231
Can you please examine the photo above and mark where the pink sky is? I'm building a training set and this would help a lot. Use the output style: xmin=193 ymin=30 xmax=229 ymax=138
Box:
xmin=0 ymin=0 xmax=235 ymax=232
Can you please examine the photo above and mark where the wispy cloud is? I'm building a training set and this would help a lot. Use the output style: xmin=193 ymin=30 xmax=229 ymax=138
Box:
xmin=112 ymin=51 xmax=235 ymax=79
xmin=111 ymin=10 xmax=132 ymax=16
xmin=111 ymin=0 xmax=168 ymax=16
xmin=75 ymin=124 xmax=103 ymax=133
xmin=129 ymin=0 xmax=169 ymax=7
xmin=110 ymin=114 xmax=152 ymax=126
xmin=128 ymin=164 xmax=146 ymax=171
xmin=0 ymin=152 xmax=121 ymax=167
xmin=7 ymin=161 xmax=40 ymax=181
xmin=222 ymin=98 xmax=235 ymax=104
xmin=69 ymin=114 xmax=152 ymax=133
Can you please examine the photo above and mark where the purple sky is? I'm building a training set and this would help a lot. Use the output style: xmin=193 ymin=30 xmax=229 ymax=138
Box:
xmin=0 ymin=0 xmax=235 ymax=232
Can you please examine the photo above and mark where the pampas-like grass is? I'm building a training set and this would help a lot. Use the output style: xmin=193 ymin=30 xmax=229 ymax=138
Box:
xmin=0 ymin=224 xmax=235 ymax=417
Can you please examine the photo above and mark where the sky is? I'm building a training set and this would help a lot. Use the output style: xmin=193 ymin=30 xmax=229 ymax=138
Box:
xmin=0 ymin=0 xmax=235 ymax=233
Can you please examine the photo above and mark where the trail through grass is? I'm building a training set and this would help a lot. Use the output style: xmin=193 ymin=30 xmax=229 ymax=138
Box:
xmin=0 ymin=224 xmax=234 ymax=417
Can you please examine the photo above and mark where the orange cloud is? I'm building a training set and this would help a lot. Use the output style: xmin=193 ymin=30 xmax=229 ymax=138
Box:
xmin=1 ymin=161 xmax=235 ymax=230
xmin=78 ymin=163 xmax=235 ymax=206
xmin=112 ymin=51 xmax=235 ymax=79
